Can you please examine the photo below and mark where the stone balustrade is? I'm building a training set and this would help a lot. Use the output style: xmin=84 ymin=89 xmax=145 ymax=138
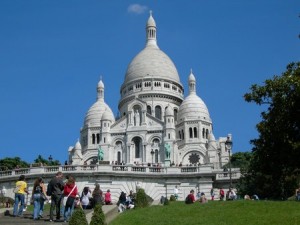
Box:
xmin=0 ymin=164 xmax=241 ymax=180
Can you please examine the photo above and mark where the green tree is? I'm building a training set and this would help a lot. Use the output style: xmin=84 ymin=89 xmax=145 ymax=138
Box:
xmin=0 ymin=157 xmax=29 ymax=170
xmin=241 ymin=62 xmax=300 ymax=199
xmin=33 ymin=154 xmax=60 ymax=166
xmin=134 ymin=188 xmax=149 ymax=208
xmin=90 ymin=204 xmax=105 ymax=225
xmin=69 ymin=208 xmax=88 ymax=225
xmin=229 ymin=152 xmax=253 ymax=172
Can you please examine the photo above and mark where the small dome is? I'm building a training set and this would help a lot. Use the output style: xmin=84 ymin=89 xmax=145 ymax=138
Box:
xmin=147 ymin=11 xmax=156 ymax=27
xmin=84 ymin=100 xmax=115 ymax=126
xmin=165 ymin=106 xmax=173 ymax=116
xmin=101 ymin=110 xmax=114 ymax=121
xmin=75 ymin=140 xmax=81 ymax=150
xmin=178 ymin=94 xmax=211 ymax=122
xmin=98 ymin=80 xmax=104 ymax=88
xmin=189 ymin=71 xmax=196 ymax=82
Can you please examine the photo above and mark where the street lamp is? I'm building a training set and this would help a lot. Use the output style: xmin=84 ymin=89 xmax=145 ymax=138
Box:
xmin=48 ymin=155 xmax=53 ymax=165
xmin=151 ymin=149 xmax=154 ymax=165
xmin=225 ymin=135 xmax=233 ymax=188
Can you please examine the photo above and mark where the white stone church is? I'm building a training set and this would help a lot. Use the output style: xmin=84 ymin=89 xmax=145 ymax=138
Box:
xmin=68 ymin=12 xmax=231 ymax=169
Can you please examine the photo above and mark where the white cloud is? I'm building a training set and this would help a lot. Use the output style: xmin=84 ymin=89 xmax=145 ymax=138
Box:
xmin=128 ymin=4 xmax=148 ymax=14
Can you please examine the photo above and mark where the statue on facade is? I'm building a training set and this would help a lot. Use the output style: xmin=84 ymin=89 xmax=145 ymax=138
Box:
xmin=165 ymin=143 xmax=171 ymax=159
xmin=135 ymin=110 xmax=140 ymax=126
xmin=98 ymin=146 xmax=104 ymax=161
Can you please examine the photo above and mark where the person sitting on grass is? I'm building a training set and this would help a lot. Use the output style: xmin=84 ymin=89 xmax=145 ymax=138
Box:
xmin=185 ymin=189 xmax=195 ymax=204
xmin=199 ymin=192 xmax=208 ymax=204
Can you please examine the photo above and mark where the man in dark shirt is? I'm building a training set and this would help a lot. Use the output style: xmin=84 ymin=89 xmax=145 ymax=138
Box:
xmin=48 ymin=171 xmax=64 ymax=222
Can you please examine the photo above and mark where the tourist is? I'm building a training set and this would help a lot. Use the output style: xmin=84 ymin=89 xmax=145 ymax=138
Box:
xmin=296 ymin=187 xmax=300 ymax=201
xmin=48 ymin=171 xmax=64 ymax=222
xmin=104 ymin=189 xmax=112 ymax=205
xmin=244 ymin=194 xmax=251 ymax=200
xmin=63 ymin=176 xmax=78 ymax=222
xmin=39 ymin=179 xmax=48 ymax=218
xmin=81 ymin=186 xmax=92 ymax=209
xmin=252 ymin=194 xmax=259 ymax=200
xmin=219 ymin=188 xmax=225 ymax=201
xmin=13 ymin=175 xmax=29 ymax=217
xmin=92 ymin=183 xmax=103 ymax=206
xmin=228 ymin=188 xmax=237 ymax=200
xmin=210 ymin=188 xmax=215 ymax=201
xmin=118 ymin=191 xmax=127 ymax=213
xmin=174 ymin=186 xmax=179 ymax=200
xmin=74 ymin=194 xmax=82 ymax=209
xmin=32 ymin=177 xmax=44 ymax=220
xmin=185 ymin=189 xmax=195 ymax=204
xmin=199 ymin=192 xmax=208 ymax=204
xmin=126 ymin=194 xmax=134 ymax=209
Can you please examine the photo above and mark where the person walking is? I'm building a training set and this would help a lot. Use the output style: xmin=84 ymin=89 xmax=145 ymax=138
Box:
xmin=63 ymin=176 xmax=78 ymax=222
xmin=13 ymin=175 xmax=29 ymax=217
xmin=39 ymin=179 xmax=48 ymax=218
xmin=47 ymin=171 xmax=64 ymax=222
xmin=32 ymin=177 xmax=43 ymax=220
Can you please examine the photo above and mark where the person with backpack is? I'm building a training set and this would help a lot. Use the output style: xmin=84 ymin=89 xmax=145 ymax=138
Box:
xmin=185 ymin=189 xmax=195 ymax=204
xmin=13 ymin=175 xmax=29 ymax=217
xmin=47 ymin=171 xmax=64 ymax=222
xmin=32 ymin=177 xmax=43 ymax=220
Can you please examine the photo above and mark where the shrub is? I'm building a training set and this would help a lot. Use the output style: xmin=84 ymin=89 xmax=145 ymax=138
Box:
xmin=90 ymin=204 xmax=106 ymax=225
xmin=69 ymin=208 xmax=88 ymax=225
xmin=134 ymin=188 xmax=149 ymax=208
xmin=169 ymin=195 xmax=176 ymax=201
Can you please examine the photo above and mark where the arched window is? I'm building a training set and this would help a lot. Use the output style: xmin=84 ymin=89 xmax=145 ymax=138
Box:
xmin=189 ymin=127 xmax=193 ymax=138
xmin=117 ymin=152 xmax=121 ymax=164
xmin=96 ymin=133 xmax=100 ymax=144
xmin=155 ymin=150 xmax=159 ymax=163
xmin=104 ymin=137 xmax=106 ymax=143
xmin=92 ymin=134 xmax=96 ymax=144
xmin=155 ymin=105 xmax=162 ymax=120
xmin=206 ymin=129 xmax=209 ymax=139
xmin=182 ymin=130 xmax=184 ymax=140
xmin=174 ymin=109 xmax=178 ymax=122
xmin=147 ymin=105 xmax=152 ymax=115
xmin=133 ymin=137 xmax=142 ymax=158
xmin=202 ymin=128 xmax=205 ymax=138
xmin=194 ymin=127 xmax=197 ymax=138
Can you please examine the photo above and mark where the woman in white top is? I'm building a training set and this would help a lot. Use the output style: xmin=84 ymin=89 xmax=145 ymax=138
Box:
xmin=80 ymin=187 xmax=92 ymax=209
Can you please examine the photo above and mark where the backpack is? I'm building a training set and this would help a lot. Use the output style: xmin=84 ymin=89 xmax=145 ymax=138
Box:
xmin=46 ymin=183 xmax=52 ymax=196
xmin=185 ymin=195 xmax=193 ymax=204
xmin=13 ymin=185 xmax=21 ymax=193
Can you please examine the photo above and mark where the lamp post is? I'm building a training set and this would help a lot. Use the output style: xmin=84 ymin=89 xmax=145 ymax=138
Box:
xmin=48 ymin=155 xmax=53 ymax=165
xmin=225 ymin=135 xmax=233 ymax=188
xmin=151 ymin=149 xmax=154 ymax=165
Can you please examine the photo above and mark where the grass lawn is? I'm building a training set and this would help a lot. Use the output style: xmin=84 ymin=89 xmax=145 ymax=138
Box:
xmin=110 ymin=200 xmax=300 ymax=225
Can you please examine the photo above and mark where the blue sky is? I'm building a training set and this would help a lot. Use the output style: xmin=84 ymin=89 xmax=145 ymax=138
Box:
xmin=0 ymin=0 xmax=299 ymax=164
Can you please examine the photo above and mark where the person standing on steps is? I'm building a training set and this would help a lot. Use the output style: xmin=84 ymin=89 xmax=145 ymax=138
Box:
xmin=47 ymin=171 xmax=64 ymax=222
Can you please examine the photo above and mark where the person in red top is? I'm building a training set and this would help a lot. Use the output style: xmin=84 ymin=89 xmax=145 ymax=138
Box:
xmin=185 ymin=189 xmax=195 ymax=204
xmin=63 ymin=176 xmax=78 ymax=222
xmin=104 ymin=189 xmax=112 ymax=205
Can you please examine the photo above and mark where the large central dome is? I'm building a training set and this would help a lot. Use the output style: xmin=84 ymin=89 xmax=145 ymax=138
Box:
xmin=124 ymin=46 xmax=180 ymax=83
xmin=124 ymin=12 xmax=180 ymax=84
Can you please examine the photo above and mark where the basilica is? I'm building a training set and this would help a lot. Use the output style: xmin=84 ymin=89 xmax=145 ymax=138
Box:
xmin=68 ymin=12 xmax=230 ymax=169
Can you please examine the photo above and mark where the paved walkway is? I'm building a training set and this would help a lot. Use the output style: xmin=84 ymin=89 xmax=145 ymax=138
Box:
xmin=0 ymin=205 xmax=117 ymax=225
